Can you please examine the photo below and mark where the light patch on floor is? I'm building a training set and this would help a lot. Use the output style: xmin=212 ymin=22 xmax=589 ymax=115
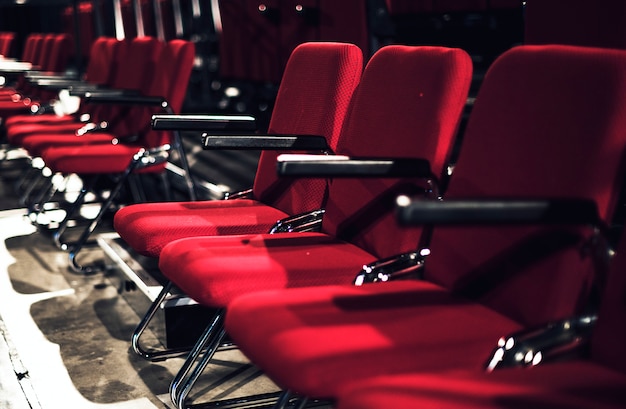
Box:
xmin=0 ymin=209 xmax=158 ymax=409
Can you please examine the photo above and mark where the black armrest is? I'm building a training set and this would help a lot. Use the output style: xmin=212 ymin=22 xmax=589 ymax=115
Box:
xmin=33 ymin=78 xmax=96 ymax=90
xmin=24 ymin=71 xmax=80 ymax=81
xmin=151 ymin=114 xmax=257 ymax=132
xmin=276 ymin=154 xmax=433 ymax=178
xmin=396 ymin=197 xmax=601 ymax=226
xmin=485 ymin=314 xmax=597 ymax=371
xmin=84 ymin=92 xmax=165 ymax=106
xmin=69 ymin=88 xmax=139 ymax=98
xmin=203 ymin=135 xmax=330 ymax=151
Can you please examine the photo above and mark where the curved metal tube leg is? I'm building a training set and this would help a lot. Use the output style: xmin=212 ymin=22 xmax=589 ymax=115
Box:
xmin=131 ymin=281 xmax=196 ymax=361
xmin=273 ymin=390 xmax=293 ymax=409
xmin=170 ymin=309 xmax=226 ymax=408
xmin=52 ymin=175 xmax=99 ymax=250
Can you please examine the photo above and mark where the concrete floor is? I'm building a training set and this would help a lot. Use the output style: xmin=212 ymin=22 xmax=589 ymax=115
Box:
xmin=0 ymin=152 xmax=288 ymax=409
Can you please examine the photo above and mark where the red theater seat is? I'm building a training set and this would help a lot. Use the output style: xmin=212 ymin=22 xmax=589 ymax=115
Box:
xmin=157 ymin=44 xmax=473 ymax=408
xmin=33 ymin=39 xmax=195 ymax=274
xmin=335 ymin=229 xmax=626 ymax=409
xmin=223 ymin=44 xmax=626 ymax=405
xmin=114 ymin=42 xmax=363 ymax=260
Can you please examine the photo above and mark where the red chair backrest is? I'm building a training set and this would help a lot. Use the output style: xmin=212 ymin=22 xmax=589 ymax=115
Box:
xmin=42 ymin=34 xmax=72 ymax=73
xmin=251 ymin=42 xmax=363 ymax=216
xmin=102 ymin=37 xmax=165 ymax=136
xmin=424 ymin=45 xmax=626 ymax=326
xmin=321 ymin=45 xmax=473 ymax=259
xmin=21 ymin=33 xmax=44 ymax=63
xmin=140 ymin=39 xmax=196 ymax=148
xmin=0 ymin=32 xmax=15 ymax=57
xmin=83 ymin=37 xmax=122 ymax=85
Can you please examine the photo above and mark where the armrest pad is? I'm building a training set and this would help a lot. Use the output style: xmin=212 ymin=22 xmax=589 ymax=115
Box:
xmin=203 ymin=135 xmax=330 ymax=150
xmin=33 ymin=78 xmax=94 ymax=89
xmin=151 ymin=114 xmax=257 ymax=131
xmin=84 ymin=92 xmax=165 ymax=106
xmin=25 ymin=72 xmax=80 ymax=81
xmin=277 ymin=154 xmax=433 ymax=178
xmin=396 ymin=197 xmax=601 ymax=226
xmin=70 ymin=88 xmax=139 ymax=98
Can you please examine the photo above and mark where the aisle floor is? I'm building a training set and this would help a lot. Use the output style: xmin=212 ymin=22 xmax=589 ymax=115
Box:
xmin=0 ymin=155 xmax=283 ymax=409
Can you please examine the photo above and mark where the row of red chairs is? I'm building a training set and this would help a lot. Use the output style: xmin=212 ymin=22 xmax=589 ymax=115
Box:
xmin=0 ymin=32 xmax=72 ymax=115
xmin=110 ymin=38 xmax=626 ymax=409
xmin=0 ymin=35 xmax=197 ymax=274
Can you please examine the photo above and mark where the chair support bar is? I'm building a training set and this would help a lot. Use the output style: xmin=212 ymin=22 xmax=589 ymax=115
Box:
xmin=269 ymin=209 xmax=326 ymax=233
xmin=354 ymin=251 xmax=427 ymax=285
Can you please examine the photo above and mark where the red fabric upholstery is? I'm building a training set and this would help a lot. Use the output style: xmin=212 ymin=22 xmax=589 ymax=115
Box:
xmin=4 ymin=38 xmax=128 ymax=147
xmin=335 ymin=227 xmax=626 ymax=409
xmin=39 ymin=39 xmax=195 ymax=176
xmin=9 ymin=37 xmax=166 ymax=156
xmin=0 ymin=32 xmax=14 ymax=57
xmin=4 ymin=37 xmax=122 ymax=131
xmin=114 ymin=42 xmax=364 ymax=257
xmin=158 ymin=45 xmax=472 ymax=306
xmin=318 ymin=46 xmax=472 ymax=259
xmin=336 ymin=363 xmax=626 ymax=409
xmin=0 ymin=34 xmax=72 ymax=116
xmin=159 ymin=233 xmax=377 ymax=306
xmin=424 ymin=45 xmax=626 ymax=325
xmin=223 ymin=45 xmax=626 ymax=400
xmin=227 ymin=280 xmax=520 ymax=398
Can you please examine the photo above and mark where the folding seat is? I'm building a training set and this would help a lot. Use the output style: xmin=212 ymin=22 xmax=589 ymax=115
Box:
xmin=30 ymin=38 xmax=195 ymax=274
xmin=8 ymin=37 xmax=160 ymax=210
xmin=335 ymin=225 xmax=626 ymax=409
xmin=155 ymin=44 xmax=473 ymax=408
xmin=114 ymin=42 xmax=364 ymax=262
xmin=222 ymin=44 xmax=626 ymax=406
xmin=121 ymin=42 xmax=362 ymax=364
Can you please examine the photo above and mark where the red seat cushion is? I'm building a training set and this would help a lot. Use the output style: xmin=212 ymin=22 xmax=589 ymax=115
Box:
xmin=21 ymin=132 xmax=116 ymax=157
xmin=225 ymin=280 xmax=521 ymax=398
xmin=158 ymin=233 xmax=378 ymax=307
xmin=114 ymin=201 xmax=290 ymax=257
xmin=336 ymin=362 xmax=626 ymax=409
xmin=41 ymin=143 xmax=148 ymax=174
